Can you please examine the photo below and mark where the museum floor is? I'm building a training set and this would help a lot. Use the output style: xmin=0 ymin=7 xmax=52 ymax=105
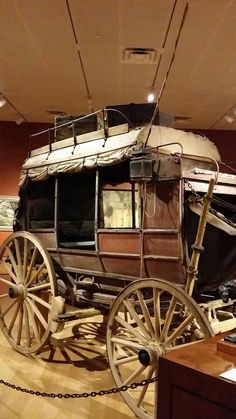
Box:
xmin=0 ymin=316 xmax=134 ymax=419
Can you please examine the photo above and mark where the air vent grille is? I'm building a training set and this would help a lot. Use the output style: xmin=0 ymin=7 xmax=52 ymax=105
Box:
xmin=121 ymin=48 xmax=158 ymax=64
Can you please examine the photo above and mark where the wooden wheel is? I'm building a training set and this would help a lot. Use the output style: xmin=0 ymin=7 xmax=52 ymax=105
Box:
xmin=106 ymin=278 xmax=213 ymax=419
xmin=0 ymin=232 xmax=60 ymax=354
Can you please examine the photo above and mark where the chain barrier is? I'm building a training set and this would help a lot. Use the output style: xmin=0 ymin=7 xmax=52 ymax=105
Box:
xmin=0 ymin=375 xmax=158 ymax=399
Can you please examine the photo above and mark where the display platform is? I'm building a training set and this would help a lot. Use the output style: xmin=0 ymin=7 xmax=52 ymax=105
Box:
xmin=157 ymin=334 xmax=236 ymax=419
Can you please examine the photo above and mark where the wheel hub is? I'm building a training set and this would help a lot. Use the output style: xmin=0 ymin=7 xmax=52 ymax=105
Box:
xmin=8 ymin=285 xmax=26 ymax=299
xmin=138 ymin=341 xmax=165 ymax=366
xmin=138 ymin=348 xmax=156 ymax=366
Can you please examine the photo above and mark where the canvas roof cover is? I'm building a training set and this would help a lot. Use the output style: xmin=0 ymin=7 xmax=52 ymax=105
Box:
xmin=20 ymin=124 xmax=221 ymax=187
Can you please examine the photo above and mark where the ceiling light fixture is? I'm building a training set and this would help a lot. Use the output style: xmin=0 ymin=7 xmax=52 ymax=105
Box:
xmin=0 ymin=94 xmax=7 ymax=108
xmin=47 ymin=110 xmax=67 ymax=116
xmin=86 ymin=94 xmax=93 ymax=111
xmin=147 ymin=86 xmax=156 ymax=103
xmin=15 ymin=115 xmax=25 ymax=125
xmin=147 ymin=92 xmax=156 ymax=103
xmin=224 ymin=114 xmax=234 ymax=124
xmin=86 ymin=95 xmax=93 ymax=106
xmin=0 ymin=92 xmax=26 ymax=123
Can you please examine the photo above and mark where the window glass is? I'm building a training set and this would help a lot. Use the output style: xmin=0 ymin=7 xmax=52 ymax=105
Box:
xmin=100 ymin=162 xmax=139 ymax=229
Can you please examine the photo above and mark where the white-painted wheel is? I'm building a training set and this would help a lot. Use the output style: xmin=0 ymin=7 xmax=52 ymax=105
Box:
xmin=106 ymin=278 xmax=213 ymax=419
xmin=0 ymin=232 xmax=59 ymax=354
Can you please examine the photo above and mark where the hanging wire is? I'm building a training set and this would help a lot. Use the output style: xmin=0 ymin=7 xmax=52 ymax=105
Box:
xmin=144 ymin=3 xmax=189 ymax=147
xmin=219 ymin=160 xmax=236 ymax=174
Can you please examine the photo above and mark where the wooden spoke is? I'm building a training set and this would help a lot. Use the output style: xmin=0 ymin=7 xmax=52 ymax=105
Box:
xmin=123 ymin=364 xmax=147 ymax=386
xmin=137 ymin=365 xmax=155 ymax=408
xmin=27 ymin=292 xmax=51 ymax=310
xmin=14 ymin=238 xmax=23 ymax=279
xmin=23 ymin=303 xmax=31 ymax=348
xmin=2 ymin=261 xmax=19 ymax=284
xmin=8 ymin=301 xmax=21 ymax=335
xmin=5 ymin=245 xmax=21 ymax=282
xmin=153 ymin=288 xmax=161 ymax=339
xmin=0 ymin=293 xmax=8 ymax=299
xmin=114 ymin=354 xmax=139 ymax=366
xmin=154 ymin=368 xmax=158 ymax=417
xmin=123 ymin=299 xmax=151 ymax=340
xmin=26 ymin=262 xmax=46 ymax=288
xmin=165 ymin=340 xmax=197 ymax=353
xmin=160 ymin=296 xmax=177 ymax=341
xmin=111 ymin=336 xmax=144 ymax=351
xmin=27 ymin=283 xmax=50 ymax=293
xmin=136 ymin=290 xmax=155 ymax=337
xmin=115 ymin=315 xmax=147 ymax=344
xmin=16 ymin=303 xmax=23 ymax=345
xmin=0 ymin=275 xmax=16 ymax=287
xmin=22 ymin=238 xmax=28 ymax=282
xmin=24 ymin=247 xmax=38 ymax=284
xmin=164 ymin=313 xmax=194 ymax=346
xmin=26 ymin=297 xmax=48 ymax=330
xmin=25 ymin=300 xmax=40 ymax=343
xmin=1 ymin=299 xmax=18 ymax=318
xmin=114 ymin=342 xmax=138 ymax=359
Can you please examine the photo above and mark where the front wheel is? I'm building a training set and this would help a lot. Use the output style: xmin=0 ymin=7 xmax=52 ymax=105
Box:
xmin=106 ymin=278 xmax=213 ymax=419
xmin=0 ymin=232 xmax=62 ymax=354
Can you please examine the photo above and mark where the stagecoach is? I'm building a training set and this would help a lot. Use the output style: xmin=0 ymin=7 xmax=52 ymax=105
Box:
xmin=0 ymin=107 xmax=236 ymax=419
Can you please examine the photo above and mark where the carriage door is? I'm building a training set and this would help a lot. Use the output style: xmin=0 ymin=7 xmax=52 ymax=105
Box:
xmin=97 ymin=161 xmax=141 ymax=277
xmin=58 ymin=170 xmax=96 ymax=250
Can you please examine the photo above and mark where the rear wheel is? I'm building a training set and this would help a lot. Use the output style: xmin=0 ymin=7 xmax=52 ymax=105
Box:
xmin=0 ymin=232 xmax=62 ymax=354
xmin=106 ymin=278 xmax=213 ymax=419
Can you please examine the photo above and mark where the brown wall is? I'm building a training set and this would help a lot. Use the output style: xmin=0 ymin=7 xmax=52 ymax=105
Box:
xmin=0 ymin=121 xmax=51 ymax=243
xmin=0 ymin=122 xmax=235 ymax=244
xmin=191 ymin=129 xmax=236 ymax=166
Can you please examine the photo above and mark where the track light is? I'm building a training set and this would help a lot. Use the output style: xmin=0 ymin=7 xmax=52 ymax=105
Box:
xmin=224 ymin=114 xmax=234 ymax=124
xmin=0 ymin=94 xmax=7 ymax=108
xmin=15 ymin=115 xmax=25 ymax=125
xmin=86 ymin=94 xmax=93 ymax=111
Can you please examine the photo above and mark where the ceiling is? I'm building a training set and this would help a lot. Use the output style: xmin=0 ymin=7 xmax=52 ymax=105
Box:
xmin=0 ymin=0 xmax=236 ymax=130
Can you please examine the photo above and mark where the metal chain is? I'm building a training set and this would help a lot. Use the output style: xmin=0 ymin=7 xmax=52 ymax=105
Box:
xmin=0 ymin=375 xmax=158 ymax=399
xmin=183 ymin=178 xmax=200 ymax=197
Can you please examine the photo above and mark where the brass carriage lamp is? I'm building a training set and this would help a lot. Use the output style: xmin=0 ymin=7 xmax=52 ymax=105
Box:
xmin=130 ymin=149 xmax=154 ymax=182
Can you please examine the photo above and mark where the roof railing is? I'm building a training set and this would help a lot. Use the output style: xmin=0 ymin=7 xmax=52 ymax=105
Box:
xmin=28 ymin=108 xmax=133 ymax=157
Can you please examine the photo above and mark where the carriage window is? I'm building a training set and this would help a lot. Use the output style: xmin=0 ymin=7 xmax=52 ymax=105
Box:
xmin=99 ymin=163 xmax=139 ymax=228
xmin=26 ymin=178 xmax=55 ymax=230
xmin=58 ymin=171 xmax=96 ymax=249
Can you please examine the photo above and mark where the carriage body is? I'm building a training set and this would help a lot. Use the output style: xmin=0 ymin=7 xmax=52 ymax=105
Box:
xmin=16 ymin=120 xmax=236 ymax=303
xmin=1 ymin=113 xmax=236 ymax=419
